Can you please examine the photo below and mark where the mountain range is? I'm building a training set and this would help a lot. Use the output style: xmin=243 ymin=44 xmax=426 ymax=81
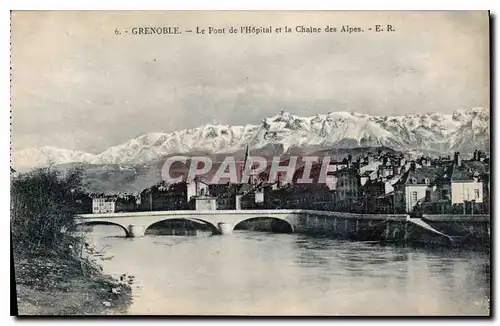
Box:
xmin=12 ymin=107 xmax=490 ymax=171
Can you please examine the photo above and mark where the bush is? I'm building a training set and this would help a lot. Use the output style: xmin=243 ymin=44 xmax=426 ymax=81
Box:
xmin=11 ymin=167 xmax=88 ymax=253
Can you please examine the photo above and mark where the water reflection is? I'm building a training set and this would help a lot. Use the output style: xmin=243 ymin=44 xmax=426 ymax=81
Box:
xmin=83 ymin=225 xmax=490 ymax=316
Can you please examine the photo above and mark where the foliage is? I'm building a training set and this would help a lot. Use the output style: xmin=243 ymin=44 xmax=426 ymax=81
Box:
xmin=11 ymin=167 xmax=89 ymax=253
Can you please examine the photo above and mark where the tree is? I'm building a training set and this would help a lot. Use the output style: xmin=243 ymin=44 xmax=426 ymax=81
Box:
xmin=11 ymin=167 xmax=86 ymax=252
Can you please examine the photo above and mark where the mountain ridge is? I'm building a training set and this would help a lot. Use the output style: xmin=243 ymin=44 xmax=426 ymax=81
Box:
xmin=12 ymin=107 xmax=490 ymax=170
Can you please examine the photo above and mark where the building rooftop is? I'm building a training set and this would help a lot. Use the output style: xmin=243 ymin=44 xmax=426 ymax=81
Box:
xmin=450 ymin=164 xmax=477 ymax=182
xmin=396 ymin=166 xmax=446 ymax=186
xmin=462 ymin=160 xmax=490 ymax=175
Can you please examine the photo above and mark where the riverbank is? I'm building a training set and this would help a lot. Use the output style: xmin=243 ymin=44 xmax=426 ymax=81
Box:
xmin=13 ymin=246 xmax=132 ymax=316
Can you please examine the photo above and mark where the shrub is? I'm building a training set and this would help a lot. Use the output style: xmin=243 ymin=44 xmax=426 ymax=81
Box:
xmin=11 ymin=167 xmax=88 ymax=253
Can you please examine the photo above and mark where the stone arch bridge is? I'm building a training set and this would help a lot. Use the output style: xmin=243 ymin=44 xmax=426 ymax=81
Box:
xmin=73 ymin=210 xmax=316 ymax=237
xmin=73 ymin=210 xmax=488 ymax=244
xmin=73 ymin=209 xmax=406 ymax=237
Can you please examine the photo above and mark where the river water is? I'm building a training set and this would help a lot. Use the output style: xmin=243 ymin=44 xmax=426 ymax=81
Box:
xmin=84 ymin=225 xmax=490 ymax=316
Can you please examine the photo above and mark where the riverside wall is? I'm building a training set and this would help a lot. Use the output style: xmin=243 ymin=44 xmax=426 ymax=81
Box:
xmin=293 ymin=212 xmax=490 ymax=247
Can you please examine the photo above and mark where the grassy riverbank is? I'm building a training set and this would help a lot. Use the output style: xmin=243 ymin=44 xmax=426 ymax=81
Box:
xmin=13 ymin=245 xmax=132 ymax=316
xmin=11 ymin=167 xmax=132 ymax=315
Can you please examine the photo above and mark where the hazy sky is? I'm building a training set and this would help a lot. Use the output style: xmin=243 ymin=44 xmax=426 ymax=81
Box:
xmin=11 ymin=11 xmax=489 ymax=153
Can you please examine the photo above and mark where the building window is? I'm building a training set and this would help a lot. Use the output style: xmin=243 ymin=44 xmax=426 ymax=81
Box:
xmin=410 ymin=178 xmax=417 ymax=184
xmin=425 ymin=190 xmax=431 ymax=201
xmin=411 ymin=191 xmax=418 ymax=202
xmin=475 ymin=189 xmax=480 ymax=199
xmin=441 ymin=189 xmax=449 ymax=200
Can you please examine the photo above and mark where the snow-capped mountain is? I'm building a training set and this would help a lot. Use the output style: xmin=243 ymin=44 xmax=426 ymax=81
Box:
xmin=448 ymin=107 xmax=490 ymax=153
xmin=89 ymin=107 xmax=489 ymax=165
xmin=12 ymin=146 xmax=96 ymax=171
xmin=12 ymin=107 xmax=489 ymax=169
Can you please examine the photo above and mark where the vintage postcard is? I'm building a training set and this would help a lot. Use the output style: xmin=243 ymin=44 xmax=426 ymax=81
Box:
xmin=10 ymin=11 xmax=490 ymax=316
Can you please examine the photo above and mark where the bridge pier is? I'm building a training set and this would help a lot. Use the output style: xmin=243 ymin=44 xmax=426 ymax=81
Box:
xmin=217 ymin=223 xmax=233 ymax=235
xmin=127 ymin=224 xmax=145 ymax=238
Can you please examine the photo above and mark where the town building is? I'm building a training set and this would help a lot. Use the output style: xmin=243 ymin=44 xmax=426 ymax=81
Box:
xmin=194 ymin=195 xmax=218 ymax=210
xmin=392 ymin=152 xmax=489 ymax=214
xmin=138 ymin=181 xmax=189 ymax=211
xmin=187 ymin=178 xmax=210 ymax=202
xmin=91 ymin=194 xmax=137 ymax=213
xmin=393 ymin=163 xmax=445 ymax=214
xmin=332 ymin=156 xmax=385 ymax=212
xmin=438 ymin=152 xmax=488 ymax=214
xmin=208 ymin=183 xmax=238 ymax=209
xmin=291 ymin=159 xmax=348 ymax=191
xmin=361 ymin=174 xmax=402 ymax=214
xmin=92 ymin=197 xmax=115 ymax=214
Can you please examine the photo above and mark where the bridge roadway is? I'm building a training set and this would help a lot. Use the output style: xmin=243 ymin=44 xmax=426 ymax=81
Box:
xmin=73 ymin=209 xmax=407 ymax=237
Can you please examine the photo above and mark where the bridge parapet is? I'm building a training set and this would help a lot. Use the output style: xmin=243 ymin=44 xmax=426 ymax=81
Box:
xmin=75 ymin=209 xmax=408 ymax=220
xmin=73 ymin=210 xmax=410 ymax=238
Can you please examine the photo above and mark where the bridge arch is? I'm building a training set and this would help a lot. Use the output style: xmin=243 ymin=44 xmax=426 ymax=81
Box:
xmin=144 ymin=217 xmax=219 ymax=235
xmin=234 ymin=216 xmax=294 ymax=233
xmin=71 ymin=221 xmax=131 ymax=237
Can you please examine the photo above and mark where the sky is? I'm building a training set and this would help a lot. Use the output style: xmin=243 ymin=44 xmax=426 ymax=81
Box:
xmin=11 ymin=11 xmax=489 ymax=153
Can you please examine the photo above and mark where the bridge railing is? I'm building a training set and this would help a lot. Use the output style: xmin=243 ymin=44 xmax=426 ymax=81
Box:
xmin=74 ymin=209 xmax=409 ymax=221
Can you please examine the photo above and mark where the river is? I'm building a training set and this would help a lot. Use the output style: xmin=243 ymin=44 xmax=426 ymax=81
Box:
xmin=84 ymin=225 xmax=490 ymax=316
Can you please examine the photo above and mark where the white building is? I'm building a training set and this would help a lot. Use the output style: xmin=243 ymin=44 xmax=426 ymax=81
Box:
xmin=449 ymin=168 xmax=483 ymax=204
xmin=92 ymin=197 xmax=116 ymax=214
xmin=394 ymin=153 xmax=487 ymax=214
xmin=441 ymin=153 xmax=484 ymax=204
xmin=195 ymin=195 xmax=217 ymax=210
